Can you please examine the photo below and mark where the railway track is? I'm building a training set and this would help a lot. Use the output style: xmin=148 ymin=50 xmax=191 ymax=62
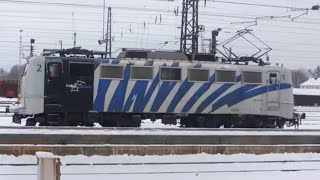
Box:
xmin=0 ymin=109 xmax=319 ymax=156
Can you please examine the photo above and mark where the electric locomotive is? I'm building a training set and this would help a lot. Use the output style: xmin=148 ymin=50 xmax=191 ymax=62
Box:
xmin=8 ymin=48 xmax=302 ymax=128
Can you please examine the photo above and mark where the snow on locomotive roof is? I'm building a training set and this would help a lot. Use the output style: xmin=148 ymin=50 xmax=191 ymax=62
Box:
xmin=293 ymin=88 xmax=320 ymax=96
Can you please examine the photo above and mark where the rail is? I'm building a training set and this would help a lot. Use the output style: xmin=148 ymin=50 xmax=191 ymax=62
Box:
xmin=2 ymin=152 xmax=320 ymax=180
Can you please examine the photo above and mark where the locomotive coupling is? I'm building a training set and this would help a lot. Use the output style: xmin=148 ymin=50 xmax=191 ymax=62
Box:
xmin=293 ymin=112 xmax=306 ymax=128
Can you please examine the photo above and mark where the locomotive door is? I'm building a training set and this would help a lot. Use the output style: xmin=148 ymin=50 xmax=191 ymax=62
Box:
xmin=64 ymin=62 xmax=94 ymax=112
xmin=266 ymin=71 xmax=280 ymax=110
xmin=45 ymin=61 xmax=64 ymax=107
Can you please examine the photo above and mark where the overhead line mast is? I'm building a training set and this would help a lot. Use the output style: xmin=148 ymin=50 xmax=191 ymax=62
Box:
xmin=106 ymin=7 xmax=112 ymax=58
xmin=180 ymin=0 xmax=199 ymax=54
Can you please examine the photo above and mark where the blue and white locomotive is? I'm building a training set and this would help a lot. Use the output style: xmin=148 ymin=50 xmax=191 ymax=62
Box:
xmin=9 ymin=48 xmax=299 ymax=128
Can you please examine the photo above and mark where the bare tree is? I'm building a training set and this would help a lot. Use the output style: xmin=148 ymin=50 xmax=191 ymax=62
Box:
xmin=308 ymin=65 xmax=320 ymax=78
xmin=0 ymin=68 xmax=6 ymax=79
xmin=291 ymin=69 xmax=309 ymax=88
xmin=4 ymin=64 xmax=25 ymax=80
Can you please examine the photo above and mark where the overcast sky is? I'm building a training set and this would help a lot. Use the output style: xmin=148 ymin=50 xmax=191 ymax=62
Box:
xmin=0 ymin=0 xmax=319 ymax=70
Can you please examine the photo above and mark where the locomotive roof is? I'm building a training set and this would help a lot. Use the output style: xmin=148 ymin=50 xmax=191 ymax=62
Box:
xmin=38 ymin=56 xmax=286 ymax=72
xmin=40 ymin=48 xmax=284 ymax=69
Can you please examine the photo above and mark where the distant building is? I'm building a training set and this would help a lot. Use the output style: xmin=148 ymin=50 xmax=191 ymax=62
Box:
xmin=294 ymin=78 xmax=320 ymax=106
xmin=294 ymin=88 xmax=320 ymax=106
xmin=300 ymin=78 xmax=320 ymax=89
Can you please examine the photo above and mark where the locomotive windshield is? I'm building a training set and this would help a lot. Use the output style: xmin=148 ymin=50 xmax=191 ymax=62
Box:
xmin=48 ymin=63 xmax=62 ymax=78
xmin=269 ymin=73 xmax=278 ymax=84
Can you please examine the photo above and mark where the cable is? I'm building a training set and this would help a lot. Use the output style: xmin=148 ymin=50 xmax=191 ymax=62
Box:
xmin=211 ymin=0 xmax=310 ymax=9
xmin=1 ymin=10 xmax=320 ymax=31
xmin=157 ymin=0 xmax=312 ymax=9
xmin=0 ymin=163 xmax=36 ymax=166
xmin=1 ymin=18 xmax=320 ymax=37
xmin=0 ymin=0 xmax=173 ymax=13
xmin=0 ymin=0 xmax=314 ymax=18
xmin=0 ymin=0 xmax=318 ymax=65
xmin=65 ymin=159 xmax=320 ymax=166
xmin=0 ymin=174 xmax=36 ymax=176
xmin=61 ymin=168 xmax=320 ymax=176
xmin=0 ymin=26 xmax=178 ymax=37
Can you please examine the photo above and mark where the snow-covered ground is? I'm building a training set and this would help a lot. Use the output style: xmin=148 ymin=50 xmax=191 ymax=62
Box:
xmin=293 ymin=107 xmax=320 ymax=129
xmin=1 ymin=153 xmax=320 ymax=180
xmin=1 ymin=98 xmax=320 ymax=179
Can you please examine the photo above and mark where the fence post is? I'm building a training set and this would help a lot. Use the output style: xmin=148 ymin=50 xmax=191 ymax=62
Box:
xmin=36 ymin=152 xmax=61 ymax=180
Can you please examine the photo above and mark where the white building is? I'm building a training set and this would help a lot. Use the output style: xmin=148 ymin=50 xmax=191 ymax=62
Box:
xmin=300 ymin=78 xmax=320 ymax=89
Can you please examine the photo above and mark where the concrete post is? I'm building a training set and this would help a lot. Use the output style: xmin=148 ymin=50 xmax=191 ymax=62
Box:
xmin=36 ymin=152 xmax=61 ymax=180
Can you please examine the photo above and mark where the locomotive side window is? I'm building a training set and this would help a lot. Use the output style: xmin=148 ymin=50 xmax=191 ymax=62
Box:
xmin=48 ymin=62 xmax=62 ymax=78
xmin=269 ymin=73 xmax=278 ymax=84
xmin=70 ymin=63 xmax=93 ymax=77
xmin=160 ymin=67 xmax=181 ymax=81
xmin=100 ymin=65 xmax=124 ymax=79
xmin=216 ymin=70 xmax=236 ymax=83
xmin=188 ymin=68 xmax=209 ymax=82
xmin=242 ymin=71 xmax=262 ymax=84
xmin=131 ymin=66 xmax=153 ymax=80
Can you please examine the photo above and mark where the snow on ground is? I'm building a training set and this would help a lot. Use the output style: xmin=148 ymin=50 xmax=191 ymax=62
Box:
xmin=1 ymin=98 xmax=320 ymax=179
xmin=3 ymin=126 xmax=320 ymax=136
xmin=1 ymin=153 xmax=320 ymax=180
xmin=292 ymin=108 xmax=320 ymax=129
xmin=295 ymin=106 xmax=320 ymax=112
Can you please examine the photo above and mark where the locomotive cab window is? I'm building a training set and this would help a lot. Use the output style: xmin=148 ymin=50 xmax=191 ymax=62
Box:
xmin=216 ymin=70 xmax=236 ymax=83
xmin=48 ymin=62 xmax=62 ymax=78
xmin=242 ymin=71 xmax=262 ymax=84
xmin=131 ymin=66 xmax=153 ymax=80
xmin=188 ymin=68 xmax=209 ymax=82
xmin=100 ymin=65 xmax=124 ymax=79
xmin=160 ymin=67 xmax=181 ymax=81
xmin=269 ymin=73 xmax=278 ymax=84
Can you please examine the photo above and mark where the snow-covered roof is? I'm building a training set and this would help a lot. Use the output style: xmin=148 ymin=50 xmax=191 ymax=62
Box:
xmin=293 ymin=88 xmax=320 ymax=96
xmin=301 ymin=78 xmax=320 ymax=86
